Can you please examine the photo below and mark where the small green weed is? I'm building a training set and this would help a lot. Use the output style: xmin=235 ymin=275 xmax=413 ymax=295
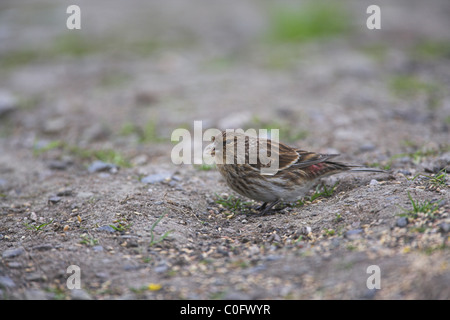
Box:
xmin=293 ymin=182 xmax=338 ymax=207
xmin=215 ymin=194 xmax=253 ymax=214
xmin=310 ymin=182 xmax=339 ymax=201
xmin=33 ymin=140 xmax=131 ymax=168
xmin=366 ymin=162 xmax=391 ymax=171
xmin=389 ymin=75 xmax=442 ymax=108
xmin=194 ymin=164 xmax=216 ymax=171
xmin=119 ymin=120 xmax=164 ymax=143
xmin=246 ymin=116 xmax=308 ymax=143
xmin=334 ymin=212 xmax=343 ymax=222
xmin=79 ymin=233 xmax=99 ymax=246
xmin=399 ymin=191 xmax=441 ymax=219
xmin=149 ymin=212 xmax=174 ymax=246
xmin=384 ymin=146 xmax=450 ymax=168
xmin=322 ymin=228 xmax=335 ymax=237
xmin=429 ymin=170 xmax=448 ymax=188
xmin=265 ymin=1 xmax=351 ymax=44
xmin=109 ymin=218 xmax=132 ymax=232
xmin=406 ymin=169 xmax=448 ymax=189
xmin=411 ymin=41 xmax=450 ymax=60
xmin=33 ymin=140 xmax=64 ymax=156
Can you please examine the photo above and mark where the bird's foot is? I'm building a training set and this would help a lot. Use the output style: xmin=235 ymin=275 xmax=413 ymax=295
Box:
xmin=256 ymin=200 xmax=282 ymax=216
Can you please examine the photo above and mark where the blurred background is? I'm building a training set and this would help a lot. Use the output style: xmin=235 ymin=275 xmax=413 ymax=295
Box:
xmin=1 ymin=0 xmax=450 ymax=166
xmin=1 ymin=0 xmax=450 ymax=300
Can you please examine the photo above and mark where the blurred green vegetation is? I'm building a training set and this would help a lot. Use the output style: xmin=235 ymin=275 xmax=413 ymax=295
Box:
xmin=246 ymin=116 xmax=308 ymax=143
xmin=411 ymin=41 xmax=450 ymax=60
xmin=0 ymin=31 xmax=161 ymax=71
xmin=265 ymin=1 xmax=352 ymax=44
xmin=33 ymin=139 xmax=131 ymax=167
xmin=389 ymin=75 xmax=443 ymax=108
xmin=120 ymin=119 xmax=165 ymax=143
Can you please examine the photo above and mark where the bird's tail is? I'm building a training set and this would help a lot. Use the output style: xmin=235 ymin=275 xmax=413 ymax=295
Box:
xmin=326 ymin=161 xmax=387 ymax=173
xmin=348 ymin=167 xmax=387 ymax=173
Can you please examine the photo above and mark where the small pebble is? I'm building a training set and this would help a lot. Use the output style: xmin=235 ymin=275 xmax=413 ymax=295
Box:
xmin=47 ymin=160 xmax=68 ymax=170
xmin=96 ymin=225 xmax=115 ymax=233
xmin=0 ymin=90 xmax=17 ymax=117
xmin=24 ymin=289 xmax=49 ymax=300
xmin=265 ymin=255 xmax=281 ymax=261
xmin=396 ymin=217 xmax=408 ymax=228
xmin=88 ymin=161 xmax=118 ymax=173
xmin=48 ymin=196 xmax=61 ymax=204
xmin=92 ymin=245 xmax=104 ymax=252
xmin=359 ymin=143 xmax=376 ymax=152
xmin=32 ymin=244 xmax=54 ymax=251
xmin=70 ymin=289 xmax=93 ymax=300
xmin=0 ymin=178 xmax=8 ymax=189
xmin=438 ymin=222 xmax=449 ymax=233
xmin=397 ymin=169 xmax=412 ymax=176
xmin=345 ymin=229 xmax=363 ymax=240
xmin=369 ymin=179 xmax=379 ymax=186
xmin=0 ymin=276 xmax=16 ymax=288
xmin=30 ymin=212 xmax=38 ymax=221
xmin=154 ymin=264 xmax=169 ymax=273
xmin=2 ymin=247 xmax=25 ymax=259
xmin=57 ymin=189 xmax=73 ymax=196
xmin=141 ymin=173 xmax=171 ymax=184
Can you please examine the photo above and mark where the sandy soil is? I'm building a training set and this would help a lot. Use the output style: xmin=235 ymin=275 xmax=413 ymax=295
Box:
xmin=0 ymin=0 xmax=449 ymax=299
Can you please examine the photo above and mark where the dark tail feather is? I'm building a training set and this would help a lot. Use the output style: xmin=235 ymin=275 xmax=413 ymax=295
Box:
xmin=326 ymin=161 xmax=387 ymax=173
xmin=348 ymin=167 xmax=387 ymax=173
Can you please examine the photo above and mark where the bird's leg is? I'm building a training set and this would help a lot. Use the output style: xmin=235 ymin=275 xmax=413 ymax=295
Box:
xmin=253 ymin=202 xmax=267 ymax=211
xmin=258 ymin=200 xmax=281 ymax=215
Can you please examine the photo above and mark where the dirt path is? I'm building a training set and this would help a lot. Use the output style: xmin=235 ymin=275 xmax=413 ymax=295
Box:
xmin=1 ymin=0 xmax=449 ymax=299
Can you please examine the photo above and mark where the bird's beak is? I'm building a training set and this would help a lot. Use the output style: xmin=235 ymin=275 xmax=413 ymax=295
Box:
xmin=204 ymin=142 xmax=215 ymax=158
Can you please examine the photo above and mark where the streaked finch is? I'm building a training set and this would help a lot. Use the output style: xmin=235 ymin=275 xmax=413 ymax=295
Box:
xmin=204 ymin=130 xmax=386 ymax=215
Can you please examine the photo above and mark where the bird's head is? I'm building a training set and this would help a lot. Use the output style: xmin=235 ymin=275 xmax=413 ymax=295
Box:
xmin=204 ymin=131 xmax=257 ymax=165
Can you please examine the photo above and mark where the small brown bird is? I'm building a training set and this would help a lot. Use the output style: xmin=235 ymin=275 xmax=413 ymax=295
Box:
xmin=204 ymin=130 xmax=385 ymax=215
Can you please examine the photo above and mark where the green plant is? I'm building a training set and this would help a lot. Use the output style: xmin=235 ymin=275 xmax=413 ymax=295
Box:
xmin=406 ymin=169 xmax=448 ymax=189
xmin=215 ymin=194 xmax=253 ymax=214
xmin=310 ymin=182 xmax=339 ymax=201
xmin=411 ymin=41 xmax=450 ymax=60
xmin=427 ymin=170 xmax=448 ymax=188
xmin=79 ymin=233 xmax=99 ymax=246
xmin=149 ymin=212 xmax=173 ymax=246
xmin=384 ymin=146 xmax=450 ymax=168
xmin=292 ymin=182 xmax=339 ymax=208
xmin=246 ymin=116 xmax=308 ymax=143
xmin=323 ymin=228 xmax=335 ymax=236
xmin=119 ymin=120 xmax=164 ymax=143
xmin=24 ymin=219 xmax=54 ymax=232
xmin=266 ymin=1 xmax=351 ymax=44
xmin=400 ymin=191 xmax=441 ymax=219
xmin=91 ymin=149 xmax=131 ymax=168
xmin=365 ymin=162 xmax=391 ymax=171
xmin=109 ymin=218 xmax=132 ymax=232
xmin=33 ymin=140 xmax=63 ymax=156
xmin=194 ymin=164 xmax=216 ymax=171
xmin=33 ymin=139 xmax=132 ymax=168
xmin=389 ymin=75 xmax=442 ymax=108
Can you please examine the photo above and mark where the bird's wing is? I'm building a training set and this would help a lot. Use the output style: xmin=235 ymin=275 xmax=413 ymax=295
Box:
xmin=246 ymin=138 xmax=340 ymax=175
xmin=290 ymin=150 xmax=340 ymax=169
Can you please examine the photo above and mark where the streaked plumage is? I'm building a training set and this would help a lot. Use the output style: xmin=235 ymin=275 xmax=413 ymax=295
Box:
xmin=205 ymin=130 xmax=385 ymax=215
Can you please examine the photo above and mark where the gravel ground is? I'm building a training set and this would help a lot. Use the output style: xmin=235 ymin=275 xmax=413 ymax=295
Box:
xmin=1 ymin=0 xmax=449 ymax=300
